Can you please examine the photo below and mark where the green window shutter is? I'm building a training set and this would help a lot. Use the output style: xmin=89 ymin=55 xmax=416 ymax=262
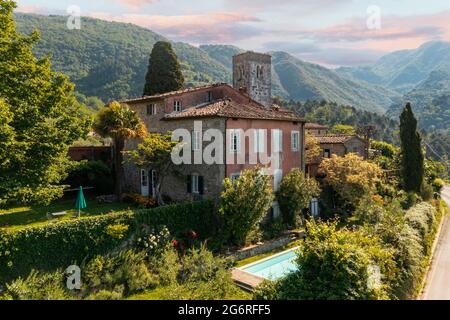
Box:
xmin=187 ymin=175 xmax=192 ymax=193
xmin=198 ymin=176 xmax=204 ymax=195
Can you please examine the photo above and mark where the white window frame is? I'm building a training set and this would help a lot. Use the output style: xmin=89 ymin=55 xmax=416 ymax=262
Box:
xmin=274 ymin=169 xmax=283 ymax=192
xmin=192 ymin=131 xmax=201 ymax=151
xmin=253 ymin=129 xmax=266 ymax=153
xmin=174 ymin=100 xmax=182 ymax=112
xmin=272 ymin=129 xmax=283 ymax=153
xmin=230 ymin=129 xmax=241 ymax=153
xmin=141 ymin=169 xmax=148 ymax=187
xmin=146 ymin=103 xmax=156 ymax=115
xmin=291 ymin=131 xmax=300 ymax=152
xmin=191 ymin=174 xmax=199 ymax=194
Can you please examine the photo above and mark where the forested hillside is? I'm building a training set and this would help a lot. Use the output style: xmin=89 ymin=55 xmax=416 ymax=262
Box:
xmin=15 ymin=13 xmax=399 ymax=112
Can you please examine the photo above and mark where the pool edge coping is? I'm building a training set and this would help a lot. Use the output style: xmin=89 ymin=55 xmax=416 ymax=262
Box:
xmin=237 ymin=246 xmax=300 ymax=272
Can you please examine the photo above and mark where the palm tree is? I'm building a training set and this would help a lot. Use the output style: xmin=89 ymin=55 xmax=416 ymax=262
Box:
xmin=93 ymin=101 xmax=147 ymax=199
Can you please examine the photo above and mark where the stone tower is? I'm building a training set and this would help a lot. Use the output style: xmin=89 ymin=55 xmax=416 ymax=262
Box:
xmin=232 ymin=51 xmax=272 ymax=108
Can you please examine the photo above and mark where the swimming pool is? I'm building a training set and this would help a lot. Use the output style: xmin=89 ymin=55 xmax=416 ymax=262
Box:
xmin=240 ymin=248 xmax=299 ymax=280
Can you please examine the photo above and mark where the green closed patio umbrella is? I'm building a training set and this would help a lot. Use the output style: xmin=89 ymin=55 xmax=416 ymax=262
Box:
xmin=75 ymin=186 xmax=87 ymax=218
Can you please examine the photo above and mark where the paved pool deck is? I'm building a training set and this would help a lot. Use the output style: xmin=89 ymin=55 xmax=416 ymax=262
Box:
xmin=232 ymin=269 xmax=265 ymax=291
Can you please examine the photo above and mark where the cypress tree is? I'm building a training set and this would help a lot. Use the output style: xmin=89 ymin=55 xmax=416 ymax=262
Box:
xmin=399 ymin=103 xmax=424 ymax=193
xmin=143 ymin=41 xmax=184 ymax=96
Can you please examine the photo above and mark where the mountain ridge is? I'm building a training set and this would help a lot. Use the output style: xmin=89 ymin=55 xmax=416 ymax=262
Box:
xmin=15 ymin=13 xmax=399 ymax=113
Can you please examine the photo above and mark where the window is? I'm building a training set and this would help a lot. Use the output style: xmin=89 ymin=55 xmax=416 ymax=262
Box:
xmin=206 ymin=91 xmax=213 ymax=102
xmin=192 ymin=131 xmax=201 ymax=151
xmin=254 ymin=129 xmax=265 ymax=153
xmin=274 ymin=169 xmax=283 ymax=192
xmin=192 ymin=175 xmax=199 ymax=194
xmin=272 ymin=129 xmax=283 ymax=153
xmin=230 ymin=173 xmax=240 ymax=185
xmin=324 ymin=149 xmax=331 ymax=158
xmin=146 ymin=104 xmax=156 ymax=115
xmin=291 ymin=131 xmax=300 ymax=151
xmin=257 ymin=66 xmax=264 ymax=79
xmin=174 ymin=100 xmax=182 ymax=112
xmin=187 ymin=174 xmax=204 ymax=194
xmin=141 ymin=169 xmax=148 ymax=187
xmin=230 ymin=129 xmax=241 ymax=153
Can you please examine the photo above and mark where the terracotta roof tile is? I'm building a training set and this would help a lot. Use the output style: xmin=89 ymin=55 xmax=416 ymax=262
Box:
xmin=120 ymin=83 xmax=228 ymax=103
xmin=163 ymin=99 xmax=305 ymax=122
xmin=305 ymin=122 xmax=329 ymax=130
xmin=316 ymin=135 xmax=357 ymax=144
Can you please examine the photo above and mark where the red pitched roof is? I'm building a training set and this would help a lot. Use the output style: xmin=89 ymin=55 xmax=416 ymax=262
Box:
xmin=121 ymin=83 xmax=228 ymax=103
xmin=163 ymin=99 xmax=305 ymax=122
xmin=305 ymin=122 xmax=329 ymax=130
xmin=316 ymin=135 xmax=362 ymax=144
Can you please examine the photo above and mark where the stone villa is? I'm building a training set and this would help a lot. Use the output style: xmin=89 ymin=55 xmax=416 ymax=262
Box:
xmin=121 ymin=52 xmax=306 ymax=205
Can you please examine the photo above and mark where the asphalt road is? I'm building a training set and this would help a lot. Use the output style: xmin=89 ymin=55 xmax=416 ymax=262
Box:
xmin=421 ymin=185 xmax=450 ymax=300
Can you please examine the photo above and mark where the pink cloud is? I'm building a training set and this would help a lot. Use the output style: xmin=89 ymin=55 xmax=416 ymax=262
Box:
xmin=16 ymin=3 xmax=50 ymax=14
xmin=88 ymin=11 xmax=262 ymax=43
xmin=289 ymin=11 xmax=450 ymax=52
xmin=115 ymin=0 xmax=159 ymax=7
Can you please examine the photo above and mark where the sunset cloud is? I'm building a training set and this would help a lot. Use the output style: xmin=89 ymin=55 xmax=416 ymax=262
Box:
xmin=14 ymin=0 xmax=450 ymax=67
xmin=88 ymin=11 xmax=262 ymax=43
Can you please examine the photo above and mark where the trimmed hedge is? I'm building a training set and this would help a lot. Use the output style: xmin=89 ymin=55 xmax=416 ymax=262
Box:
xmin=0 ymin=200 xmax=218 ymax=284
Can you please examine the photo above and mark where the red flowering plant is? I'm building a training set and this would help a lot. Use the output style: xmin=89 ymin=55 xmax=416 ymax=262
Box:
xmin=172 ymin=230 xmax=200 ymax=256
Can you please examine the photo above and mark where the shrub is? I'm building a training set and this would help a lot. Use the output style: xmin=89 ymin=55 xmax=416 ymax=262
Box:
xmin=432 ymin=178 xmax=445 ymax=193
xmin=1 ymin=270 xmax=70 ymax=300
xmin=420 ymin=182 xmax=434 ymax=201
xmin=0 ymin=200 xmax=218 ymax=284
xmin=219 ymin=168 xmax=274 ymax=246
xmin=122 ymin=193 xmax=157 ymax=209
xmin=319 ymin=153 xmax=382 ymax=209
xmin=82 ymin=250 xmax=156 ymax=296
xmin=156 ymin=245 xmax=239 ymax=300
xmin=0 ymin=211 xmax=135 ymax=284
xmin=277 ymin=169 xmax=320 ymax=227
xmin=105 ymin=223 xmax=130 ymax=239
xmin=253 ymin=280 xmax=279 ymax=300
xmin=275 ymin=220 xmax=397 ymax=300
xmin=65 ymin=160 xmax=114 ymax=195
xmin=404 ymin=202 xmax=435 ymax=243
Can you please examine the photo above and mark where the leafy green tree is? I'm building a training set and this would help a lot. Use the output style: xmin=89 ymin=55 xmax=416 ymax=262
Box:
xmin=305 ymin=132 xmax=322 ymax=164
xmin=399 ymin=103 xmax=424 ymax=193
xmin=276 ymin=220 xmax=396 ymax=300
xmin=93 ymin=101 xmax=147 ymax=198
xmin=319 ymin=153 xmax=382 ymax=208
xmin=0 ymin=1 xmax=90 ymax=206
xmin=143 ymin=41 xmax=184 ymax=96
xmin=125 ymin=132 xmax=179 ymax=205
xmin=331 ymin=124 xmax=356 ymax=135
xmin=219 ymin=168 xmax=274 ymax=246
xmin=277 ymin=169 xmax=320 ymax=227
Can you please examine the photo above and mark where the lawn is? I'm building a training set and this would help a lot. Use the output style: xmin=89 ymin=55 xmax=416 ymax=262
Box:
xmin=0 ymin=198 xmax=131 ymax=231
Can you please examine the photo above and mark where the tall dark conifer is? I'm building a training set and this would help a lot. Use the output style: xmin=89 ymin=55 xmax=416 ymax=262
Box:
xmin=143 ymin=41 xmax=184 ymax=96
xmin=399 ymin=103 xmax=424 ymax=193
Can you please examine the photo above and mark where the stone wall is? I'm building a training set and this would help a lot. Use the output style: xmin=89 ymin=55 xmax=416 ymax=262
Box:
xmin=122 ymin=117 xmax=226 ymax=202
xmin=233 ymin=52 xmax=272 ymax=108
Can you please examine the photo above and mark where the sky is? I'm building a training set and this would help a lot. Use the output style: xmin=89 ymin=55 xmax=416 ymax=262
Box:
xmin=15 ymin=0 xmax=450 ymax=68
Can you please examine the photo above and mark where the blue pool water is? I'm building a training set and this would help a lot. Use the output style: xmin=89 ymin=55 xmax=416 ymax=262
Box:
xmin=241 ymin=250 xmax=298 ymax=280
